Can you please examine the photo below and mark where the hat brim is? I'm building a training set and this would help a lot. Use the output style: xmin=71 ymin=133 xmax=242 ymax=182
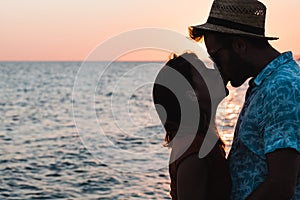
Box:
xmin=191 ymin=23 xmax=279 ymax=40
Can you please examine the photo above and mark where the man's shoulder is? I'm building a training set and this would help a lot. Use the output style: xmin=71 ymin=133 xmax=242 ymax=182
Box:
xmin=264 ymin=61 xmax=300 ymax=92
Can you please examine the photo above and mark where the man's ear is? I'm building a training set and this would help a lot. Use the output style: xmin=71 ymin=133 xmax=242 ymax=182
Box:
xmin=232 ymin=37 xmax=247 ymax=55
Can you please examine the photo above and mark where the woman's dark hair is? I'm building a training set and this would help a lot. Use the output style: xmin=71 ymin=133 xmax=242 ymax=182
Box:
xmin=152 ymin=53 xmax=212 ymax=146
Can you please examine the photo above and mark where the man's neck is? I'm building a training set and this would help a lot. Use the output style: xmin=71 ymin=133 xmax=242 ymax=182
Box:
xmin=250 ymin=47 xmax=281 ymax=78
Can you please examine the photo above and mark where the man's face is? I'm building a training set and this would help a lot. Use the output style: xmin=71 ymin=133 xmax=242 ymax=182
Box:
xmin=204 ymin=33 xmax=248 ymax=87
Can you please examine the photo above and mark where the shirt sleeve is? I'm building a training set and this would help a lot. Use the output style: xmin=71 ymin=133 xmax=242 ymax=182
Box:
xmin=262 ymin=77 xmax=300 ymax=155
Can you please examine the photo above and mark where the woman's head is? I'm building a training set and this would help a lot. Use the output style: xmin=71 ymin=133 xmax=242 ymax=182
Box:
xmin=152 ymin=53 xmax=212 ymax=146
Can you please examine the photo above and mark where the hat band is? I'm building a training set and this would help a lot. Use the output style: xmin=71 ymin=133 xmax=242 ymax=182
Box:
xmin=207 ymin=17 xmax=265 ymax=35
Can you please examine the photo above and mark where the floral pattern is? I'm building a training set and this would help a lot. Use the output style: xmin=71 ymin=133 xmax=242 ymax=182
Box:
xmin=228 ymin=52 xmax=300 ymax=200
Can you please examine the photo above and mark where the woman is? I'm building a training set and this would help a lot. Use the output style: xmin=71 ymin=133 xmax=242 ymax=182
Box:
xmin=152 ymin=53 xmax=231 ymax=199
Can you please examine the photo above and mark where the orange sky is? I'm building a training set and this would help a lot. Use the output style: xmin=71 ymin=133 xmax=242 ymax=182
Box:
xmin=1 ymin=0 xmax=299 ymax=61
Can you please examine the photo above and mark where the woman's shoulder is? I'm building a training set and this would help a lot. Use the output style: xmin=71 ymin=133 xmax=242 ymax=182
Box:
xmin=170 ymin=135 xmax=204 ymax=162
xmin=170 ymin=135 xmax=225 ymax=167
xmin=177 ymin=153 xmax=209 ymax=175
xmin=175 ymin=144 xmax=230 ymax=200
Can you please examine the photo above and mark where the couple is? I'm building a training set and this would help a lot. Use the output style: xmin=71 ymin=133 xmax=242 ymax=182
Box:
xmin=153 ymin=0 xmax=300 ymax=199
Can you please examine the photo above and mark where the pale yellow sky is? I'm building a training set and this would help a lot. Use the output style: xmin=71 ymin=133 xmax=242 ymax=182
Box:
xmin=1 ymin=0 xmax=299 ymax=61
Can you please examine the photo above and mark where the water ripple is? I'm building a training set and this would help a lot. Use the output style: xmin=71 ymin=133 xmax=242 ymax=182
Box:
xmin=0 ymin=62 xmax=250 ymax=199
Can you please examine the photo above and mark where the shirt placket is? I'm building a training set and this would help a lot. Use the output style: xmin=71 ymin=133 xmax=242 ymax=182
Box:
xmin=230 ymin=84 xmax=255 ymax=152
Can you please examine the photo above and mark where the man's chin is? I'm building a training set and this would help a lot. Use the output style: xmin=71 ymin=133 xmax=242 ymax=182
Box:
xmin=230 ymin=80 xmax=244 ymax=88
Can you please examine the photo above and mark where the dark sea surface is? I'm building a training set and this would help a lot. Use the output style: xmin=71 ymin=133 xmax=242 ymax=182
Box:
xmin=0 ymin=61 xmax=252 ymax=199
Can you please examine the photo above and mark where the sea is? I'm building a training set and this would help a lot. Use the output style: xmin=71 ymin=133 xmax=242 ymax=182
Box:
xmin=0 ymin=61 xmax=251 ymax=199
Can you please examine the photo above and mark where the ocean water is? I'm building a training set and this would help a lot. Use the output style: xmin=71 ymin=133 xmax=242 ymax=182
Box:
xmin=0 ymin=61 xmax=248 ymax=199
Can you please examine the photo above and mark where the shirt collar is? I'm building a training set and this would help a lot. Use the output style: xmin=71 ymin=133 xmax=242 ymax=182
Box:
xmin=252 ymin=51 xmax=293 ymax=87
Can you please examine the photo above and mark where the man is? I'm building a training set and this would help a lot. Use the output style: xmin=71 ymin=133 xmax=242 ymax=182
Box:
xmin=189 ymin=0 xmax=300 ymax=199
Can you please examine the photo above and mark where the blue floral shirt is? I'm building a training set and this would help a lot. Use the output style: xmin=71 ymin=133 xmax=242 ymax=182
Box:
xmin=228 ymin=52 xmax=300 ymax=200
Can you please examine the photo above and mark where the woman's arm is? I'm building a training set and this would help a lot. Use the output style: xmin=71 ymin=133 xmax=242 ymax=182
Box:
xmin=177 ymin=154 xmax=209 ymax=200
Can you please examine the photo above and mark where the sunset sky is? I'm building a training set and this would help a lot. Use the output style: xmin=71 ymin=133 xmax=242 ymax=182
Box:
xmin=1 ymin=0 xmax=300 ymax=61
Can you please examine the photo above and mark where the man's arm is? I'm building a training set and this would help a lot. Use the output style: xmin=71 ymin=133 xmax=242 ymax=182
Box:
xmin=177 ymin=154 xmax=208 ymax=200
xmin=247 ymin=148 xmax=300 ymax=200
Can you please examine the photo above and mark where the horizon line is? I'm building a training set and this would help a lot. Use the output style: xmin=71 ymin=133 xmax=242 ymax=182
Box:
xmin=1 ymin=54 xmax=299 ymax=63
xmin=0 ymin=60 xmax=167 ymax=63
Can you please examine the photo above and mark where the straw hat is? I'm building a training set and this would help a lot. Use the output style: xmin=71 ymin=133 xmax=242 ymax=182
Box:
xmin=190 ymin=0 xmax=278 ymax=40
